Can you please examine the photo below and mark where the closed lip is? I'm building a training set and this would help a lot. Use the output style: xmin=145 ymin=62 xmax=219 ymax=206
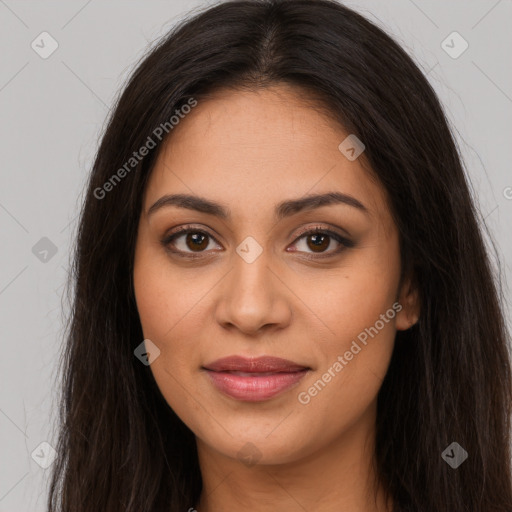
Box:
xmin=202 ymin=355 xmax=309 ymax=373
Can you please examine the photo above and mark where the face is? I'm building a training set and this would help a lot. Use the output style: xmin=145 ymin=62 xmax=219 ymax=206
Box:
xmin=133 ymin=85 xmax=419 ymax=465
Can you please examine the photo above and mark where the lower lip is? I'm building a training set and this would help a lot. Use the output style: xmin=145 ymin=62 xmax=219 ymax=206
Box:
xmin=205 ymin=369 xmax=309 ymax=401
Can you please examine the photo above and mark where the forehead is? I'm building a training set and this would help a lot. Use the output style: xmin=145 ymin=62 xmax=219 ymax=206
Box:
xmin=144 ymin=85 xmax=391 ymax=227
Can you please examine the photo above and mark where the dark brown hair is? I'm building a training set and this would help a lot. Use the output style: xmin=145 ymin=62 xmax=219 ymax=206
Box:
xmin=48 ymin=1 xmax=512 ymax=510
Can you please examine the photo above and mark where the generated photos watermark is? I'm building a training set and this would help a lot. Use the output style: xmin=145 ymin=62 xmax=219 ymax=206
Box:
xmin=94 ymin=97 xmax=198 ymax=200
xmin=297 ymin=301 xmax=403 ymax=405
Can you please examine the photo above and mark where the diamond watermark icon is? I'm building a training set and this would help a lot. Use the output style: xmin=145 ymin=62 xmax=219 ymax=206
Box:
xmin=134 ymin=339 xmax=161 ymax=366
xmin=237 ymin=442 xmax=262 ymax=467
xmin=31 ymin=441 xmax=57 ymax=469
xmin=441 ymin=442 xmax=468 ymax=469
xmin=236 ymin=236 xmax=263 ymax=264
xmin=32 ymin=237 xmax=58 ymax=263
xmin=31 ymin=31 xmax=59 ymax=59
xmin=338 ymin=134 xmax=365 ymax=161
xmin=441 ymin=31 xmax=468 ymax=59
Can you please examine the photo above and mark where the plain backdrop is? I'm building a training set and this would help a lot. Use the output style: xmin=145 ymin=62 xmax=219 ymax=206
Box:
xmin=0 ymin=0 xmax=511 ymax=509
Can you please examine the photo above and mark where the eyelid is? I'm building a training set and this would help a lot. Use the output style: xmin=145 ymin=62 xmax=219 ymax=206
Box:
xmin=164 ymin=224 xmax=218 ymax=240
xmin=288 ymin=222 xmax=352 ymax=242
xmin=292 ymin=223 xmax=352 ymax=241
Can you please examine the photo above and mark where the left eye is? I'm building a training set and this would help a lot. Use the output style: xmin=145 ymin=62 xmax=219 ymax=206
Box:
xmin=289 ymin=229 xmax=351 ymax=255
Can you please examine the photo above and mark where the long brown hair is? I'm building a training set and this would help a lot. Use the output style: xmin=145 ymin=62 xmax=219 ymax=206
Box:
xmin=48 ymin=1 xmax=512 ymax=510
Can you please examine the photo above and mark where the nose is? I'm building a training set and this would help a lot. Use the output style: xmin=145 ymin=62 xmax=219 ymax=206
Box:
xmin=214 ymin=249 xmax=292 ymax=336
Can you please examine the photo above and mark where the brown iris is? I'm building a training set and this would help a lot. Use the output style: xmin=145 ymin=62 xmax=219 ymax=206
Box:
xmin=307 ymin=233 xmax=330 ymax=252
xmin=186 ymin=232 xmax=209 ymax=251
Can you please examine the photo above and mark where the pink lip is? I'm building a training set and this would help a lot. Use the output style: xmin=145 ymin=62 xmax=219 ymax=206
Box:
xmin=203 ymin=356 xmax=310 ymax=401
xmin=204 ymin=355 xmax=308 ymax=373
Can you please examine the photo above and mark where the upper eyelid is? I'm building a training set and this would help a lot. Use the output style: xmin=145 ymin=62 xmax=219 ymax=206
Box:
xmin=293 ymin=225 xmax=350 ymax=240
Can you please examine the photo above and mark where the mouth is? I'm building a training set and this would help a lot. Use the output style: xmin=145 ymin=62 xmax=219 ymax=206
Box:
xmin=202 ymin=355 xmax=311 ymax=401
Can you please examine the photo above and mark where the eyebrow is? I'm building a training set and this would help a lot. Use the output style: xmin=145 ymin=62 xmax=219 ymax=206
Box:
xmin=147 ymin=191 xmax=369 ymax=220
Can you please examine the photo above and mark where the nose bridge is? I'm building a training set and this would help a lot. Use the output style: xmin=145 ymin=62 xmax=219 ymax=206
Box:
xmin=233 ymin=246 xmax=271 ymax=298
xmin=215 ymin=241 xmax=291 ymax=333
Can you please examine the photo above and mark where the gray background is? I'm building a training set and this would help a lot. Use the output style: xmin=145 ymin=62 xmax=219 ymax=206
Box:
xmin=1 ymin=0 xmax=511 ymax=509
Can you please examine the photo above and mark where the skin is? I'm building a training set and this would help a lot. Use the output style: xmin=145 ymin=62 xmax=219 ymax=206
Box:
xmin=133 ymin=84 xmax=420 ymax=512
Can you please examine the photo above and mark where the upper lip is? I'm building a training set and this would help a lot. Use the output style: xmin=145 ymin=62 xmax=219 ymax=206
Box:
xmin=203 ymin=355 xmax=309 ymax=373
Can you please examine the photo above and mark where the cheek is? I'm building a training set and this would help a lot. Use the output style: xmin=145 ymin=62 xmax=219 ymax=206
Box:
xmin=133 ymin=246 xmax=214 ymax=429
xmin=133 ymin=243 xmax=203 ymax=342
xmin=296 ymin=239 xmax=400 ymax=347
xmin=293 ymin=243 xmax=400 ymax=416
xmin=294 ymin=293 xmax=397 ymax=442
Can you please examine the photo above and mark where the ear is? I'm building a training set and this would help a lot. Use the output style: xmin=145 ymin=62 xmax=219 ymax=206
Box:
xmin=395 ymin=275 xmax=421 ymax=331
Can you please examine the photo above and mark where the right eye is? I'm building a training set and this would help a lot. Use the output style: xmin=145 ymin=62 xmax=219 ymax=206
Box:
xmin=161 ymin=226 xmax=223 ymax=258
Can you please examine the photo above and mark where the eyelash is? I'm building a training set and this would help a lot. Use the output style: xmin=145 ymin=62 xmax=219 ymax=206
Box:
xmin=161 ymin=224 xmax=354 ymax=260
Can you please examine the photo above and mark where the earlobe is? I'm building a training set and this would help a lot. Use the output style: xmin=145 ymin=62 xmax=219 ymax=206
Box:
xmin=395 ymin=276 xmax=421 ymax=331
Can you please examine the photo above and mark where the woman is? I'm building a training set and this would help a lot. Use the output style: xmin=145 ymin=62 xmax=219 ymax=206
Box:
xmin=48 ymin=1 xmax=512 ymax=511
